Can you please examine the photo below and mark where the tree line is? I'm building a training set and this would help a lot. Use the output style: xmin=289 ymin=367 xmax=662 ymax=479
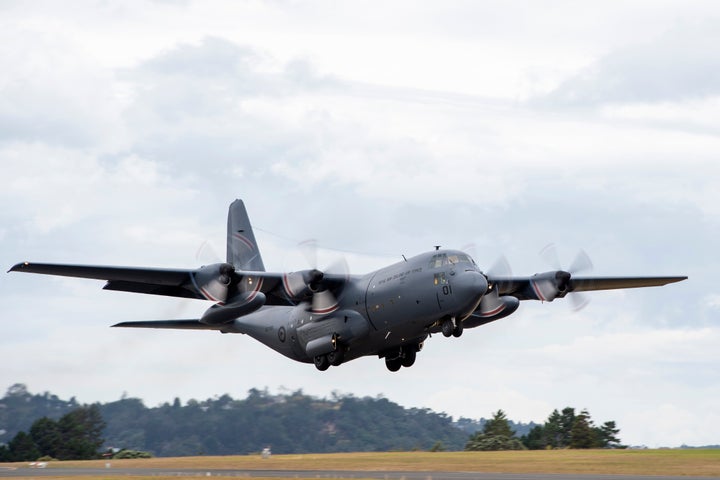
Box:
xmin=465 ymin=408 xmax=623 ymax=451
xmin=1 ymin=384 xmax=623 ymax=459
xmin=0 ymin=405 xmax=105 ymax=461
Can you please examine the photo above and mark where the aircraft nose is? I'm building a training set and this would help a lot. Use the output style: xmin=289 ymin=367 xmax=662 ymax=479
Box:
xmin=454 ymin=269 xmax=488 ymax=317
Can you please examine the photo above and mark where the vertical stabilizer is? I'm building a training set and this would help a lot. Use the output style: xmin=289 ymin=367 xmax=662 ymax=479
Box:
xmin=227 ymin=200 xmax=265 ymax=272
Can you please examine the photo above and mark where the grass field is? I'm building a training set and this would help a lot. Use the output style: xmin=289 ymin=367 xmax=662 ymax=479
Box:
xmin=2 ymin=449 xmax=720 ymax=479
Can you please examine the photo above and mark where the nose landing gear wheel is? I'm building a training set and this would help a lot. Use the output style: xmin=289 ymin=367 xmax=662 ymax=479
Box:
xmin=441 ymin=318 xmax=455 ymax=337
xmin=452 ymin=322 xmax=464 ymax=337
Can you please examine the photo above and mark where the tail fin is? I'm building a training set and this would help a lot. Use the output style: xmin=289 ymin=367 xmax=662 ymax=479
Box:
xmin=226 ymin=199 xmax=265 ymax=272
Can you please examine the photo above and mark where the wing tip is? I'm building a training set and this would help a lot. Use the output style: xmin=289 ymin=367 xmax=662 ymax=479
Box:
xmin=8 ymin=262 xmax=30 ymax=273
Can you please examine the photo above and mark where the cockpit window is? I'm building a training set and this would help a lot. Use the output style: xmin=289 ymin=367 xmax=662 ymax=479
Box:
xmin=448 ymin=253 xmax=475 ymax=265
xmin=430 ymin=253 xmax=477 ymax=268
xmin=428 ymin=254 xmax=447 ymax=268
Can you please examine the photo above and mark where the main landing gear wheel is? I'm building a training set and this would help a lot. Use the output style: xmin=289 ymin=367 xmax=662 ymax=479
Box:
xmin=314 ymin=355 xmax=330 ymax=371
xmin=385 ymin=357 xmax=402 ymax=372
xmin=401 ymin=348 xmax=416 ymax=368
xmin=327 ymin=349 xmax=345 ymax=367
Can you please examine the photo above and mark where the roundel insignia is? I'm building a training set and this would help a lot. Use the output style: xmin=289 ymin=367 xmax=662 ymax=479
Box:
xmin=278 ymin=326 xmax=286 ymax=343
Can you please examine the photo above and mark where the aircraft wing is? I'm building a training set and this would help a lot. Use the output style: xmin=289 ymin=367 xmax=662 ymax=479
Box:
xmin=8 ymin=261 xmax=344 ymax=306
xmin=488 ymin=274 xmax=687 ymax=301
xmin=9 ymin=262 xmax=205 ymax=300
xmin=567 ymin=276 xmax=687 ymax=292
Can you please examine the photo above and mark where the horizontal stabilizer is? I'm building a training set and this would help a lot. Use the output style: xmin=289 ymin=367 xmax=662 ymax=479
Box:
xmin=112 ymin=320 xmax=222 ymax=330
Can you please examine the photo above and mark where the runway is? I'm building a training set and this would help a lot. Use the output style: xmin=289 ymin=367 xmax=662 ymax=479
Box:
xmin=0 ymin=466 xmax=718 ymax=480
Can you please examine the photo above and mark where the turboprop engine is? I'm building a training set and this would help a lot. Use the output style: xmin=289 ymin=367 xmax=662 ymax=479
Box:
xmin=191 ymin=263 xmax=267 ymax=325
xmin=463 ymin=287 xmax=520 ymax=328
xmin=191 ymin=263 xmax=234 ymax=303
xmin=528 ymin=270 xmax=572 ymax=302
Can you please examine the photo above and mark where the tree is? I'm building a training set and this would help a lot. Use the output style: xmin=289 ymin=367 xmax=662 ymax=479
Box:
xmin=520 ymin=425 xmax=547 ymax=450
xmin=558 ymin=407 xmax=576 ymax=448
xmin=57 ymin=405 xmax=106 ymax=460
xmin=543 ymin=409 xmax=562 ymax=448
xmin=0 ymin=444 xmax=10 ymax=462
xmin=596 ymin=421 xmax=623 ymax=449
xmin=569 ymin=409 xmax=596 ymax=449
xmin=6 ymin=383 xmax=29 ymax=397
xmin=29 ymin=417 xmax=62 ymax=459
xmin=465 ymin=410 xmax=526 ymax=451
xmin=7 ymin=431 xmax=40 ymax=461
xmin=465 ymin=433 xmax=526 ymax=451
xmin=429 ymin=441 xmax=446 ymax=452
xmin=482 ymin=410 xmax=515 ymax=437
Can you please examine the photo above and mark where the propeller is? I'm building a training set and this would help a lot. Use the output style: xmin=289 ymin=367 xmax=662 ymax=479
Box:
xmin=539 ymin=243 xmax=594 ymax=311
xmin=192 ymin=262 xmax=236 ymax=304
xmin=294 ymin=239 xmax=349 ymax=316
xmin=195 ymin=239 xmax=223 ymax=265
xmin=485 ymin=254 xmax=513 ymax=294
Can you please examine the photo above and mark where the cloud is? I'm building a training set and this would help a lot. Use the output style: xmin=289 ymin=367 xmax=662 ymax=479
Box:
xmin=1 ymin=1 xmax=719 ymax=449
xmin=0 ymin=26 xmax=126 ymax=148
xmin=537 ymin=21 xmax=720 ymax=107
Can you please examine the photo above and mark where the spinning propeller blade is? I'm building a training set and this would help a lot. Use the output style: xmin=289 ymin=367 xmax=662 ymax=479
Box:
xmin=539 ymin=244 xmax=594 ymax=311
xmin=295 ymin=240 xmax=349 ymax=315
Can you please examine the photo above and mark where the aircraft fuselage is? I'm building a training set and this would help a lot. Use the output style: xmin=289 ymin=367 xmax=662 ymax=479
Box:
xmin=227 ymin=250 xmax=488 ymax=369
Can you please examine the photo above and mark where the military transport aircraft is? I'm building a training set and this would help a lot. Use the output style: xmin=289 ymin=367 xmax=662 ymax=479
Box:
xmin=10 ymin=200 xmax=687 ymax=372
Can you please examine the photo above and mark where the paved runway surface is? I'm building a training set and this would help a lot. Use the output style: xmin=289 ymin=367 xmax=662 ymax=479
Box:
xmin=1 ymin=466 xmax=718 ymax=479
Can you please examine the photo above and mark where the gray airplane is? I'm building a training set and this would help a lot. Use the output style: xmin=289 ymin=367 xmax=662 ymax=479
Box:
xmin=10 ymin=200 xmax=687 ymax=372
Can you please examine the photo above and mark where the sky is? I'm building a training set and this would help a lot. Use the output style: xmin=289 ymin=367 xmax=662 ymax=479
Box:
xmin=1 ymin=0 xmax=718 ymax=449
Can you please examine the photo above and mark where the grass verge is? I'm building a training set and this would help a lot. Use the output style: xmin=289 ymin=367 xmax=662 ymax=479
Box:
xmin=2 ymin=449 xmax=719 ymax=477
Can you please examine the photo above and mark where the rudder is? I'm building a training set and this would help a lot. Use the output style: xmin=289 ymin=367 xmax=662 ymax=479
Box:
xmin=227 ymin=199 xmax=265 ymax=271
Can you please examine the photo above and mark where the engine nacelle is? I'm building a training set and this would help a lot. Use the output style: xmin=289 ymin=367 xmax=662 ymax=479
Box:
xmin=200 ymin=291 xmax=266 ymax=325
xmin=527 ymin=270 xmax=571 ymax=302
xmin=191 ymin=263 xmax=235 ymax=303
xmin=463 ymin=289 xmax=520 ymax=329
xmin=281 ymin=269 xmax=325 ymax=302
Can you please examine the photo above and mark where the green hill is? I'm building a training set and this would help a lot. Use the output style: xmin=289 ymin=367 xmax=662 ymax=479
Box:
xmin=1 ymin=384 xmax=477 ymax=456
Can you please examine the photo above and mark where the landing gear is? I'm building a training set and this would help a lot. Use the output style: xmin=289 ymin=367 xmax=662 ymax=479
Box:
xmin=401 ymin=348 xmax=416 ymax=368
xmin=314 ymin=355 xmax=330 ymax=371
xmin=441 ymin=318 xmax=455 ymax=337
xmin=441 ymin=317 xmax=463 ymax=338
xmin=383 ymin=344 xmax=420 ymax=372
xmin=327 ymin=349 xmax=345 ymax=367
xmin=453 ymin=322 xmax=464 ymax=338
xmin=385 ymin=357 xmax=402 ymax=372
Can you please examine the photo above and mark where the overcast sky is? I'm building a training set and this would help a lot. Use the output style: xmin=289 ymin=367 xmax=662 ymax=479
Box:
xmin=1 ymin=0 xmax=718 ymax=449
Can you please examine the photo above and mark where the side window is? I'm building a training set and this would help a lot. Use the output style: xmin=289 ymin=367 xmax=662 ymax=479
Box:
xmin=433 ymin=272 xmax=448 ymax=285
